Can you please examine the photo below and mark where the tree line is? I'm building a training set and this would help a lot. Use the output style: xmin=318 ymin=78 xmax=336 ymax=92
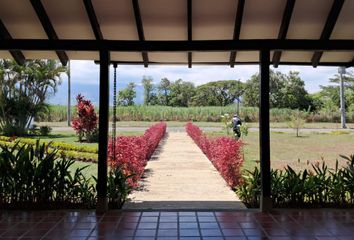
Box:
xmin=118 ymin=70 xmax=354 ymax=113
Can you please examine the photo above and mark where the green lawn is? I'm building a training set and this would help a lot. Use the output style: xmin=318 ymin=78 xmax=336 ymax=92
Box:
xmin=30 ymin=122 xmax=354 ymax=178
xmin=37 ymin=120 xmax=354 ymax=129
xmin=207 ymin=131 xmax=354 ymax=171
xmin=71 ymin=161 xmax=98 ymax=181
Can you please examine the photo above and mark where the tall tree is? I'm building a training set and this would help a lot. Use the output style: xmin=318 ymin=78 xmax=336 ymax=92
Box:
xmin=317 ymin=71 xmax=354 ymax=110
xmin=0 ymin=59 xmax=66 ymax=136
xmin=191 ymin=80 xmax=244 ymax=106
xmin=280 ymin=71 xmax=314 ymax=110
xmin=169 ymin=79 xmax=195 ymax=107
xmin=157 ymin=78 xmax=171 ymax=105
xmin=243 ymin=70 xmax=313 ymax=110
xmin=141 ymin=76 xmax=154 ymax=105
xmin=117 ymin=82 xmax=136 ymax=106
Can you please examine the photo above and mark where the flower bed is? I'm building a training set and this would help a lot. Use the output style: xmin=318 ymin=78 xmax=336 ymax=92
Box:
xmin=108 ymin=122 xmax=166 ymax=187
xmin=185 ymin=122 xmax=243 ymax=188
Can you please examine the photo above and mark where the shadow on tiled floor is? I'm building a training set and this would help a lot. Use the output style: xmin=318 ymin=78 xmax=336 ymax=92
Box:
xmin=0 ymin=209 xmax=354 ymax=239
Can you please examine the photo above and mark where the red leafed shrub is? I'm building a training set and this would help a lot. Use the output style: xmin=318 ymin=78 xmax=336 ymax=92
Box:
xmin=72 ymin=94 xmax=98 ymax=142
xmin=186 ymin=122 xmax=243 ymax=188
xmin=108 ymin=122 xmax=166 ymax=187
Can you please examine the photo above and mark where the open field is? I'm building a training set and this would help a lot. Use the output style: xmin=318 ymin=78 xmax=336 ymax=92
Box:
xmin=26 ymin=121 xmax=354 ymax=179
xmin=38 ymin=105 xmax=354 ymax=123
xmin=36 ymin=121 xmax=354 ymax=129
xmin=207 ymin=131 xmax=354 ymax=171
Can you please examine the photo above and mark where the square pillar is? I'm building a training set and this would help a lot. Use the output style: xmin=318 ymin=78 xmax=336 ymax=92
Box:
xmin=97 ymin=50 xmax=110 ymax=213
xmin=259 ymin=49 xmax=272 ymax=211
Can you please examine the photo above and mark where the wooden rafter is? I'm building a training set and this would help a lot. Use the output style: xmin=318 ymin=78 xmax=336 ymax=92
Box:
xmin=311 ymin=0 xmax=345 ymax=67
xmin=132 ymin=0 xmax=149 ymax=67
xmin=187 ymin=0 xmax=192 ymax=68
xmin=229 ymin=0 xmax=245 ymax=68
xmin=30 ymin=0 xmax=68 ymax=66
xmin=272 ymin=0 xmax=296 ymax=68
xmin=83 ymin=0 xmax=103 ymax=40
xmin=2 ymin=39 xmax=354 ymax=52
xmin=0 ymin=19 xmax=25 ymax=65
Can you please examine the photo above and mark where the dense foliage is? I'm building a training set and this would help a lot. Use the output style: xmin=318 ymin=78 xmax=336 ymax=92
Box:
xmin=186 ymin=123 xmax=243 ymax=188
xmin=243 ymin=70 xmax=314 ymax=110
xmin=0 ymin=140 xmax=139 ymax=209
xmin=237 ymin=155 xmax=354 ymax=208
xmin=190 ymin=80 xmax=244 ymax=106
xmin=72 ymin=94 xmax=98 ymax=142
xmin=108 ymin=122 xmax=166 ymax=187
xmin=118 ymin=82 xmax=136 ymax=106
xmin=0 ymin=60 xmax=66 ymax=136
xmin=0 ymin=141 xmax=96 ymax=209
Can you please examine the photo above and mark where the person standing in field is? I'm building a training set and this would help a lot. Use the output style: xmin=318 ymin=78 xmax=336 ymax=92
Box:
xmin=232 ymin=114 xmax=242 ymax=139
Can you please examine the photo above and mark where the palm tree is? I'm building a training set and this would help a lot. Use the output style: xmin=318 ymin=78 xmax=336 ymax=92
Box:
xmin=0 ymin=59 xmax=66 ymax=136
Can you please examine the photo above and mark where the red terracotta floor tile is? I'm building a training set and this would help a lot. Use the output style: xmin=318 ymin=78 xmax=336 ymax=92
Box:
xmin=0 ymin=209 xmax=353 ymax=239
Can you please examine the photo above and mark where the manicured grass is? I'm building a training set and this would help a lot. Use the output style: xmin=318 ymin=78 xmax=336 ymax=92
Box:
xmin=207 ymin=131 xmax=354 ymax=171
xmin=37 ymin=121 xmax=354 ymax=129
xmin=71 ymin=161 xmax=97 ymax=180
xmin=27 ymin=131 xmax=143 ymax=146
xmin=36 ymin=121 xmax=224 ymax=128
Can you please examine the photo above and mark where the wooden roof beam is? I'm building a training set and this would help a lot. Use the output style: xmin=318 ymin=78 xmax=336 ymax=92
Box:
xmin=229 ymin=0 xmax=245 ymax=68
xmin=132 ymin=0 xmax=149 ymax=67
xmin=30 ymin=0 xmax=68 ymax=66
xmin=272 ymin=0 xmax=296 ymax=68
xmin=311 ymin=0 xmax=345 ymax=67
xmin=0 ymin=19 xmax=26 ymax=65
xmin=187 ymin=0 xmax=192 ymax=68
xmin=83 ymin=0 xmax=103 ymax=40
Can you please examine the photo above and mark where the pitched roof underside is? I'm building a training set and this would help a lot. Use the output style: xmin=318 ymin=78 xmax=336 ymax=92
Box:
xmin=0 ymin=0 xmax=353 ymax=67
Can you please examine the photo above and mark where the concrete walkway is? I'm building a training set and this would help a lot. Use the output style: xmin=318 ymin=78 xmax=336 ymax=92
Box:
xmin=123 ymin=131 xmax=246 ymax=210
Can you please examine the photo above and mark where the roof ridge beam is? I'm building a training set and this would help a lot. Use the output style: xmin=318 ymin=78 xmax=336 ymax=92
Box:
xmin=2 ymin=39 xmax=354 ymax=51
xmin=83 ymin=0 xmax=103 ymax=40
xmin=132 ymin=0 xmax=149 ymax=67
xmin=187 ymin=0 xmax=192 ymax=68
xmin=272 ymin=0 xmax=296 ymax=68
xmin=30 ymin=0 xmax=68 ymax=66
xmin=229 ymin=0 xmax=245 ymax=68
xmin=0 ymin=19 xmax=26 ymax=65
xmin=311 ymin=0 xmax=345 ymax=67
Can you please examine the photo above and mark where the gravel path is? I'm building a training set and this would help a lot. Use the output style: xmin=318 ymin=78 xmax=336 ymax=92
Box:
xmin=123 ymin=131 xmax=246 ymax=210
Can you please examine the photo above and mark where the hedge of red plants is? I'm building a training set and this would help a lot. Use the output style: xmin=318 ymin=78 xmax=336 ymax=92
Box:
xmin=108 ymin=122 xmax=166 ymax=187
xmin=186 ymin=122 xmax=243 ymax=188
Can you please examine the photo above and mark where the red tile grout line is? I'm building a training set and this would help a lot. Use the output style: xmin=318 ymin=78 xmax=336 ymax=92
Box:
xmin=39 ymin=212 xmax=66 ymax=240
xmin=213 ymin=211 xmax=227 ymax=239
xmin=85 ymin=211 xmax=104 ymax=240
xmin=195 ymin=211 xmax=203 ymax=239
xmin=132 ymin=211 xmax=143 ymax=238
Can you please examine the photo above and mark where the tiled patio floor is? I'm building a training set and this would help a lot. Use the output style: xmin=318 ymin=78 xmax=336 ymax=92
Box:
xmin=0 ymin=210 xmax=354 ymax=240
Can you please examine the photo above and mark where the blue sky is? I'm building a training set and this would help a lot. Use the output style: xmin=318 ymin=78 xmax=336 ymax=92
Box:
xmin=50 ymin=60 xmax=352 ymax=106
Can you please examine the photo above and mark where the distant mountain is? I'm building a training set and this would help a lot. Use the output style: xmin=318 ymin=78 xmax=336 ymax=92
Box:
xmin=49 ymin=82 xmax=145 ymax=106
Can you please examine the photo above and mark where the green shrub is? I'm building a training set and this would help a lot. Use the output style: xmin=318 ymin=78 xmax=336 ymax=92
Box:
xmin=236 ymin=154 xmax=354 ymax=208
xmin=107 ymin=167 xmax=134 ymax=208
xmin=0 ymin=141 xmax=96 ymax=208
xmin=0 ymin=141 xmax=132 ymax=209
xmin=0 ymin=136 xmax=98 ymax=153
xmin=39 ymin=126 xmax=52 ymax=136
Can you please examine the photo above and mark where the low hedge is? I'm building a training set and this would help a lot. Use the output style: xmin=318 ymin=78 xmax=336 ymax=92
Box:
xmin=186 ymin=122 xmax=243 ymax=188
xmin=0 ymin=136 xmax=98 ymax=153
xmin=108 ymin=122 xmax=167 ymax=187
xmin=0 ymin=139 xmax=98 ymax=163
